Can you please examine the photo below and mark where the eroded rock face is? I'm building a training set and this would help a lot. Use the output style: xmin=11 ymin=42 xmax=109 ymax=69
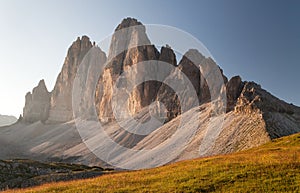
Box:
xmin=234 ymin=81 xmax=298 ymax=115
xmin=23 ymin=80 xmax=51 ymax=123
xmin=159 ymin=45 xmax=177 ymax=66
xmin=72 ymin=47 xmax=107 ymax=119
xmin=233 ymin=81 xmax=300 ymax=138
xmin=226 ymin=76 xmax=244 ymax=111
xmin=47 ymin=36 xmax=93 ymax=123
xmin=179 ymin=49 xmax=204 ymax=97
xmin=156 ymin=49 xmax=228 ymax=122
xmin=96 ymin=18 xmax=168 ymax=122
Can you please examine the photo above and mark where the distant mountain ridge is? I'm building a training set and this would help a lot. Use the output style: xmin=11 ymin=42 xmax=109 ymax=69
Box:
xmin=1 ymin=18 xmax=299 ymax=169
xmin=0 ymin=114 xmax=17 ymax=127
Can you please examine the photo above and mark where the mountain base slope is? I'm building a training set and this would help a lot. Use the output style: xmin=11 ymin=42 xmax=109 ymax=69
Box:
xmin=5 ymin=132 xmax=300 ymax=193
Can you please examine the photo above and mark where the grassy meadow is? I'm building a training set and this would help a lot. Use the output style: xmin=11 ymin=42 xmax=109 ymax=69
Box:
xmin=5 ymin=132 xmax=300 ymax=193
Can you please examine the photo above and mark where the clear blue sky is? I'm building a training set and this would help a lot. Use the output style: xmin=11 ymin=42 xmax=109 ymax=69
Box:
xmin=0 ymin=0 xmax=299 ymax=117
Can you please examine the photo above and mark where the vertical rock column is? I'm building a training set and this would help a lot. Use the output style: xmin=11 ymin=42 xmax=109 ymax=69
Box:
xmin=23 ymin=80 xmax=51 ymax=123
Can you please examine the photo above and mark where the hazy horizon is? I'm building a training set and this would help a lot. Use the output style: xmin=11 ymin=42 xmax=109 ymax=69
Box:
xmin=0 ymin=0 xmax=299 ymax=117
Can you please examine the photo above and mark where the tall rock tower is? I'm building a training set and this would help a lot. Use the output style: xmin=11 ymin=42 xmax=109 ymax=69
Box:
xmin=47 ymin=36 xmax=93 ymax=123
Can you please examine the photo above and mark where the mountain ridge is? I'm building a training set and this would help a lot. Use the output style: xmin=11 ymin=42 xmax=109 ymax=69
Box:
xmin=1 ymin=17 xmax=299 ymax=169
xmin=0 ymin=114 xmax=17 ymax=127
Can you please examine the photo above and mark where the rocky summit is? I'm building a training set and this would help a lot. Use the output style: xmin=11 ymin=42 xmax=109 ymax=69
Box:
xmin=2 ymin=17 xmax=300 ymax=169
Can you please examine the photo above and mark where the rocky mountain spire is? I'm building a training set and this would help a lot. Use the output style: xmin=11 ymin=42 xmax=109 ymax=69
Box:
xmin=96 ymin=18 xmax=163 ymax=122
xmin=114 ymin=17 xmax=143 ymax=31
xmin=23 ymin=79 xmax=51 ymax=123
xmin=47 ymin=36 xmax=93 ymax=123
xmin=159 ymin=45 xmax=177 ymax=66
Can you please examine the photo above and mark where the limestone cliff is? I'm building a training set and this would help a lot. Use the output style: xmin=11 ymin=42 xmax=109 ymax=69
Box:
xmin=47 ymin=36 xmax=93 ymax=123
xmin=96 ymin=18 xmax=169 ymax=122
xmin=156 ymin=49 xmax=228 ymax=122
xmin=23 ymin=80 xmax=50 ymax=123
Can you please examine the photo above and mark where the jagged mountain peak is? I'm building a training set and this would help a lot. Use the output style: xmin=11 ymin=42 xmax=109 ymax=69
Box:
xmin=68 ymin=35 xmax=93 ymax=57
xmin=74 ymin=35 xmax=90 ymax=44
xmin=108 ymin=18 xmax=151 ymax=62
xmin=159 ymin=45 xmax=177 ymax=66
xmin=183 ymin=49 xmax=205 ymax=58
xmin=115 ymin=17 xmax=144 ymax=31
xmin=23 ymin=79 xmax=51 ymax=123
xmin=36 ymin=79 xmax=49 ymax=92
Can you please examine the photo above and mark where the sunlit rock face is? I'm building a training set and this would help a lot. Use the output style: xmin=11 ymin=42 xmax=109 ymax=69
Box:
xmin=47 ymin=36 xmax=93 ymax=123
xmin=96 ymin=18 xmax=168 ymax=123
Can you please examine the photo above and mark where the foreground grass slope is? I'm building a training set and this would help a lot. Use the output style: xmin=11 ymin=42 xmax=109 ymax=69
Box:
xmin=6 ymin=132 xmax=300 ymax=193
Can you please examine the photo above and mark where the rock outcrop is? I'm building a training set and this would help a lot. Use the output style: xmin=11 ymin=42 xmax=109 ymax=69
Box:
xmin=23 ymin=80 xmax=51 ymax=123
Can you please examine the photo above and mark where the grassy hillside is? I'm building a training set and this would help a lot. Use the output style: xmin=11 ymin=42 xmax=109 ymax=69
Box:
xmin=5 ymin=132 xmax=300 ymax=193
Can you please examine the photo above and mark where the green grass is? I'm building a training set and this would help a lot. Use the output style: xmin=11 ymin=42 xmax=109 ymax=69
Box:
xmin=6 ymin=133 xmax=300 ymax=193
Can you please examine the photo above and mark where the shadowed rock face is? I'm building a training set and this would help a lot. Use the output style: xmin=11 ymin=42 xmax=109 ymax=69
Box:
xmin=159 ymin=46 xmax=177 ymax=66
xmin=23 ymin=80 xmax=50 ymax=123
xmin=155 ymin=49 xmax=228 ymax=122
xmin=226 ymin=76 xmax=244 ymax=111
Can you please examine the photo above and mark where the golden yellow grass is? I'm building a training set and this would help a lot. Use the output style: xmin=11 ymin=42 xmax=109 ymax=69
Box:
xmin=5 ymin=133 xmax=300 ymax=193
